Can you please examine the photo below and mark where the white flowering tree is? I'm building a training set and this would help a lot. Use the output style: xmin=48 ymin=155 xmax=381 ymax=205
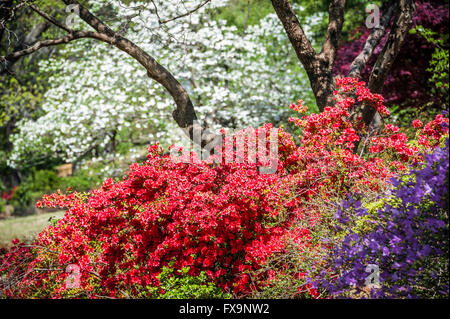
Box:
xmin=6 ymin=0 xmax=317 ymax=169
xmin=1 ymin=0 xmax=418 ymax=172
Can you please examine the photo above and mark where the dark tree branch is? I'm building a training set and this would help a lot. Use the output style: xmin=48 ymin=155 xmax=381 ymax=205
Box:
xmin=56 ymin=0 xmax=219 ymax=148
xmin=347 ymin=3 xmax=396 ymax=78
xmin=272 ymin=0 xmax=414 ymax=133
xmin=270 ymin=0 xmax=317 ymax=74
xmin=270 ymin=0 xmax=323 ymax=109
xmin=151 ymin=0 xmax=212 ymax=25
xmin=1 ymin=0 xmax=26 ymax=33
xmin=1 ymin=30 xmax=110 ymax=62
xmin=362 ymin=0 xmax=416 ymax=127
xmin=315 ymin=0 xmax=346 ymax=110
xmin=62 ymin=0 xmax=219 ymax=147
xmin=28 ymin=3 xmax=72 ymax=33
xmin=271 ymin=0 xmax=346 ymax=111
xmin=3 ymin=0 xmax=220 ymax=148
xmin=368 ymin=0 xmax=416 ymax=94
xmin=0 ymin=0 xmax=13 ymax=40
xmin=1 ymin=21 xmax=50 ymax=75
xmin=320 ymin=0 xmax=346 ymax=63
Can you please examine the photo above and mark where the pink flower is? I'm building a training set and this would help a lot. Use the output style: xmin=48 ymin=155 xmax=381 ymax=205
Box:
xmin=412 ymin=119 xmax=423 ymax=128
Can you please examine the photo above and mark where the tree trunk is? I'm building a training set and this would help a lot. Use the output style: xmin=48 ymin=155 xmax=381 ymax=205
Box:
xmin=363 ymin=0 xmax=416 ymax=128
xmin=61 ymin=0 xmax=221 ymax=148
xmin=308 ymin=57 xmax=336 ymax=110
xmin=271 ymin=0 xmax=345 ymax=111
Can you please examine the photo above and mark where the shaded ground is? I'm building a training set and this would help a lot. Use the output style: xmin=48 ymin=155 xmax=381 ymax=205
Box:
xmin=0 ymin=211 xmax=65 ymax=249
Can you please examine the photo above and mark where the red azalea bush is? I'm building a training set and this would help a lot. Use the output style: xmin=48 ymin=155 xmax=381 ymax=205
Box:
xmin=0 ymin=78 xmax=447 ymax=299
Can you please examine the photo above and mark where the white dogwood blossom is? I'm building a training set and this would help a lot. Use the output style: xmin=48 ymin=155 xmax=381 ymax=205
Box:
xmin=9 ymin=0 xmax=318 ymax=169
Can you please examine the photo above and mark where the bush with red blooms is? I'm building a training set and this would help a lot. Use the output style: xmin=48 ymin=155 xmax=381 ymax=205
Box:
xmin=0 ymin=78 xmax=447 ymax=299
xmin=333 ymin=0 xmax=449 ymax=110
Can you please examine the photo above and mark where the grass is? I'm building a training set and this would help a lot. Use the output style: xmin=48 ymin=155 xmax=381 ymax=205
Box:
xmin=0 ymin=211 xmax=66 ymax=248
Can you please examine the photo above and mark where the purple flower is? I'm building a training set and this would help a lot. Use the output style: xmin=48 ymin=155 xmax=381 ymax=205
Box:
xmin=318 ymin=138 xmax=449 ymax=298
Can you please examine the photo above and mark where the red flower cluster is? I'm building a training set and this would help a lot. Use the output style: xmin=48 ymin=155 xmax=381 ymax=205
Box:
xmin=416 ymin=114 xmax=449 ymax=148
xmin=1 ymin=78 xmax=447 ymax=299
xmin=285 ymin=77 xmax=423 ymax=196
xmin=334 ymin=77 xmax=389 ymax=116
xmin=1 ymin=186 xmax=17 ymax=201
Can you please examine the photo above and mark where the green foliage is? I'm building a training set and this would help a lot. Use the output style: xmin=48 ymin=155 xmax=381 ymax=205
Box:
xmin=213 ymin=0 xmax=274 ymax=31
xmin=0 ymin=4 xmax=53 ymax=191
xmin=9 ymin=167 xmax=102 ymax=215
xmin=410 ymin=25 xmax=449 ymax=107
xmin=59 ymin=169 xmax=103 ymax=193
xmin=10 ymin=169 xmax=61 ymax=214
xmin=214 ymin=0 xmax=376 ymax=45
xmin=0 ymin=197 xmax=6 ymax=215
xmin=0 ymin=76 xmax=44 ymax=125
xmin=144 ymin=266 xmax=232 ymax=299
xmin=387 ymin=106 xmax=441 ymax=140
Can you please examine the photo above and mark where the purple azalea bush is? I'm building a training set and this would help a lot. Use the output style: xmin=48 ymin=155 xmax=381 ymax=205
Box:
xmin=322 ymin=137 xmax=449 ymax=298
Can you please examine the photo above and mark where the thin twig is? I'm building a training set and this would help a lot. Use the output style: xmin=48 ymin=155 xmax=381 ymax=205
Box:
xmin=151 ymin=0 xmax=211 ymax=25
xmin=28 ymin=3 xmax=73 ymax=33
